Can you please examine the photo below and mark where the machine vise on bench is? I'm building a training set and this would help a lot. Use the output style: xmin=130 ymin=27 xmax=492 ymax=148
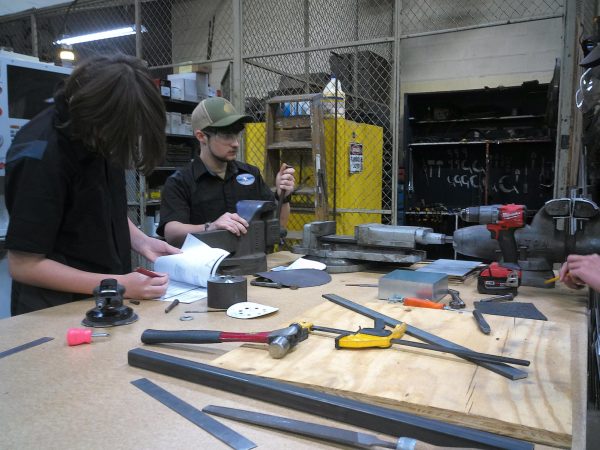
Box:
xmin=293 ymin=221 xmax=452 ymax=272
xmin=193 ymin=200 xmax=280 ymax=275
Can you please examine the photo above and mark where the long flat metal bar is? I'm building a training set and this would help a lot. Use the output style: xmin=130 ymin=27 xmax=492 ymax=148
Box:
xmin=131 ymin=378 xmax=256 ymax=450
xmin=0 ymin=337 xmax=53 ymax=360
xmin=128 ymin=348 xmax=533 ymax=450
xmin=310 ymin=325 xmax=529 ymax=366
xmin=322 ymin=294 xmax=527 ymax=380
xmin=203 ymin=405 xmax=397 ymax=449
xmin=389 ymin=339 xmax=529 ymax=366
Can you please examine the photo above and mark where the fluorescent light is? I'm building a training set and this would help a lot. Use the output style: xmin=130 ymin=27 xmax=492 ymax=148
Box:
xmin=59 ymin=49 xmax=75 ymax=61
xmin=55 ymin=25 xmax=147 ymax=45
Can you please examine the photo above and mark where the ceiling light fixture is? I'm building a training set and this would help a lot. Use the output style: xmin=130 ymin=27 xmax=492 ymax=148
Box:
xmin=59 ymin=47 xmax=75 ymax=61
xmin=54 ymin=25 xmax=147 ymax=46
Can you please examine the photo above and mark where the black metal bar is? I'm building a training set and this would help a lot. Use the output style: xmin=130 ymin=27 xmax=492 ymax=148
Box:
xmin=322 ymin=293 xmax=527 ymax=380
xmin=128 ymin=348 xmax=533 ymax=450
xmin=310 ymin=325 xmax=352 ymax=335
xmin=0 ymin=337 xmax=54 ymax=359
xmin=389 ymin=339 xmax=529 ymax=366
xmin=311 ymin=325 xmax=528 ymax=366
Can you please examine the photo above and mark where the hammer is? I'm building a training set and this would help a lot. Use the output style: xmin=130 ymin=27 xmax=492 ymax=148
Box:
xmin=141 ymin=323 xmax=309 ymax=359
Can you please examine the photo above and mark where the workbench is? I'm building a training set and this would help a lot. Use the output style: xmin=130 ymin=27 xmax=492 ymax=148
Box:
xmin=0 ymin=252 xmax=589 ymax=449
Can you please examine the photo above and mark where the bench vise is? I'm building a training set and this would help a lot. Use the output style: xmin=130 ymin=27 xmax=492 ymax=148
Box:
xmin=453 ymin=196 xmax=600 ymax=287
xmin=193 ymin=200 xmax=280 ymax=276
xmin=293 ymin=221 xmax=452 ymax=272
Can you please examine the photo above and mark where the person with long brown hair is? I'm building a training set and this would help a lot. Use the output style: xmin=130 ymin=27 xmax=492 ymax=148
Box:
xmin=4 ymin=54 xmax=179 ymax=315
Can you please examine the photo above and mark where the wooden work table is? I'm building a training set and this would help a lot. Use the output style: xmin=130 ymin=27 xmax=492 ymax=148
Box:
xmin=0 ymin=253 xmax=589 ymax=449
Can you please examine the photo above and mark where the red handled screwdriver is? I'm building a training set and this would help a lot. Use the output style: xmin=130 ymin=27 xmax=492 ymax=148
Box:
xmin=67 ymin=328 xmax=110 ymax=346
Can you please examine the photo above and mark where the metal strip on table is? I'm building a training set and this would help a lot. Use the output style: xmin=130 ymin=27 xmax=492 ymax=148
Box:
xmin=0 ymin=337 xmax=54 ymax=360
xmin=131 ymin=378 xmax=256 ymax=450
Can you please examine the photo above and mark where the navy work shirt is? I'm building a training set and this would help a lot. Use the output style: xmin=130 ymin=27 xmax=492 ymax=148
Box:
xmin=157 ymin=158 xmax=275 ymax=236
xmin=4 ymin=97 xmax=131 ymax=315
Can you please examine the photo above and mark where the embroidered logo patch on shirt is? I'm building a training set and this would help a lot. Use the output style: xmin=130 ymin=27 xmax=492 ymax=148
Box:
xmin=236 ymin=173 xmax=255 ymax=186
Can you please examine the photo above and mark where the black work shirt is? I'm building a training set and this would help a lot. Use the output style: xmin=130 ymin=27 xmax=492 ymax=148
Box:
xmin=157 ymin=158 xmax=274 ymax=236
xmin=4 ymin=100 xmax=131 ymax=315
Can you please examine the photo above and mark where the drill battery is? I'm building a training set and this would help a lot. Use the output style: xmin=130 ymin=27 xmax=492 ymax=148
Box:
xmin=477 ymin=262 xmax=521 ymax=296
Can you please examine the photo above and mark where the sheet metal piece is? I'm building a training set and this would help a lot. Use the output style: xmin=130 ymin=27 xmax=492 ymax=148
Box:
xmin=255 ymin=269 xmax=332 ymax=288
xmin=128 ymin=348 xmax=533 ymax=450
xmin=131 ymin=378 xmax=256 ymax=450
xmin=0 ymin=337 xmax=54 ymax=359
xmin=203 ymin=404 xmax=400 ymax=449
xmin=322 ymin=293 xmax=527 ymax=380
xmin=378 ymin=270 xmax=447 ymax=301
xmin=416 ymin=259 xmax=482 ymax=278
xmin=474 ymin=302 xmax=548 ymax=321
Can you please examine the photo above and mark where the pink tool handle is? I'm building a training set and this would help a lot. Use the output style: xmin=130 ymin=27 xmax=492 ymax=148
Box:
xmin=67 ymin=328 xmax=93 ymax=346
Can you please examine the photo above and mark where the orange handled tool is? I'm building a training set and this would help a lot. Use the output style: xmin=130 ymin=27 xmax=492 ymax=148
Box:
xmin=402 ymin=297 xmax=445 ymax=309
xmin=67 ymin=328 xmax=109 ymax=346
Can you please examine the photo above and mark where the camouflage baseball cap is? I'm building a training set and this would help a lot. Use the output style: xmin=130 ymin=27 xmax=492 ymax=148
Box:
xmin=191 ymin=97 xmax=250 ymax=131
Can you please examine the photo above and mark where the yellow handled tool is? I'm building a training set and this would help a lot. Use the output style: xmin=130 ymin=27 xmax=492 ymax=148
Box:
xmin=299 ymin=321 xmax=407 ymax=349
xmin=301 ymin=321 xmax=530 ymax=366
xmin=335 ymin=323 xmax=407 ymax=349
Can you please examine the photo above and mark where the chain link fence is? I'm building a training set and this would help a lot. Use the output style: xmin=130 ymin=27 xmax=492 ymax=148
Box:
xmin=0 ymin=0 xmax=570 ymax=252
xmin=400 ymin=0 xmax=563 ymax=35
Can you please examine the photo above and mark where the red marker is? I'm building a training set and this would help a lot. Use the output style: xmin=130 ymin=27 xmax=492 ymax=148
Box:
xmin=135 ymin=267 xmax=161 ymax=278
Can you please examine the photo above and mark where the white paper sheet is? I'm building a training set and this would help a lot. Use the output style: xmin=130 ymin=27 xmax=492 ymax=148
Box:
xmin=153 ymin=234 xmax=229 ymax=303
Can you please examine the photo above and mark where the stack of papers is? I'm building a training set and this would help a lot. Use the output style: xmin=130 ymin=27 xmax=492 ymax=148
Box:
xmin=154 ymin=234 xmax=229 ymax=303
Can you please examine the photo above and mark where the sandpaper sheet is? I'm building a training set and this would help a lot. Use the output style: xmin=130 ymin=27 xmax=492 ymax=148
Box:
xmin=474 ymin=302 xmax=548 ymax=321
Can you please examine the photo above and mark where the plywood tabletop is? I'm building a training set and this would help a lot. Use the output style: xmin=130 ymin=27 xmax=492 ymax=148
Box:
xmin=0 ymin=252 xmax=589 ymax=449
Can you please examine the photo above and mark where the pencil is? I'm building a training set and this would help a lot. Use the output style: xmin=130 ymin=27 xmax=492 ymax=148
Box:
xmin=544 ymin=275 xmax=559 ymax=284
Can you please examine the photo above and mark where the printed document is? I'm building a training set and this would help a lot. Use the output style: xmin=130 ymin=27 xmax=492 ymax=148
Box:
xmin=154 ymin=234 xmax=229 ymax=303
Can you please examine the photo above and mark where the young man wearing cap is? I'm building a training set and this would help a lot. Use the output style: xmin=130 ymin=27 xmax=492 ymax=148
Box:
xmin=158 ymin=97 xmax=295 ymax=247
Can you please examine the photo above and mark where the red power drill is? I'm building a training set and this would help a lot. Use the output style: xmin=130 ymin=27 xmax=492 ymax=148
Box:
xmin=460 ymin=204 xmax=526 ymax=295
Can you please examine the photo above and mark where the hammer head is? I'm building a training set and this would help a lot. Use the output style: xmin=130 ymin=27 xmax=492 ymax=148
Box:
xmin=266 ymin=323 xmax=309 ymax=359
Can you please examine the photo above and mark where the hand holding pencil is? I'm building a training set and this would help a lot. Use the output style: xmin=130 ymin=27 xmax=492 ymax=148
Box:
xmin=557 ymin=254 xmax=600 ymax=291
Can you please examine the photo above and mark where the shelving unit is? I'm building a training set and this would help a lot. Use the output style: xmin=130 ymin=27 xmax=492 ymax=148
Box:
xmin=263 ymin=93 xmax=328 ymax=220
xmin=128 ymin=98 xmax=197 ymax=239
xmin=403 ymin=82 xmax=556 ymax=259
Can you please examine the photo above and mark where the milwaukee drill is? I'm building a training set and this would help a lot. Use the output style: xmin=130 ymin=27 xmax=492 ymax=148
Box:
xmin=459 ymin=204 xmax=526 ymax=295
xmin=459 ymin=204 xmax=526 ymax=265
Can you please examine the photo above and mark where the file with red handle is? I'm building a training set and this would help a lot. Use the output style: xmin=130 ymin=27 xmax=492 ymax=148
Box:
xmin=401 ymin=297 xmax=445 ymax=309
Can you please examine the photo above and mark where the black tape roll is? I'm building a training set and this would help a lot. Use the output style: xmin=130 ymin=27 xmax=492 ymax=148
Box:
xmin=207 ymin=275 xmax=247 ymax=309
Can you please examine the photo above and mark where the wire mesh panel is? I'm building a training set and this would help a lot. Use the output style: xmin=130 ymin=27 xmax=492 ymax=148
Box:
xmin=142 ymin=0 xmax=233 ymax=67
xmin=0 ymin=0 xmax=573 ymax=243
xmin=34 ymin=1 xmax=138 ymax=62
xmin=400 ymin=0 xmax=564 ymax=35
xmin=243 ymin=43 xmax=394 ymax=237
xmin=0 ymin=17 xmax=32 ymax=55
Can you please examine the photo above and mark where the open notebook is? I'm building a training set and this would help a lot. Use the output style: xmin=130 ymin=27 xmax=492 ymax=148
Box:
xmin=153 ymin=234 xmax=229 ymax=303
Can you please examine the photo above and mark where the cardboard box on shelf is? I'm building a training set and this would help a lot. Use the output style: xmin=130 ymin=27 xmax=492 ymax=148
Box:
xmin=165 ymin=112 xmax=172 ymax=134
xmin=170 ymin=84 xmax=184 ymax=101
xmin=169 ymin=112 xmax=182 ymax=135
xmin=168 ymin=72 xmax=208 ymax=102
xmin=182 ymin=114 xmax=193 ymax=136
xmin=174 ymin=64 xmax=210 ymax=74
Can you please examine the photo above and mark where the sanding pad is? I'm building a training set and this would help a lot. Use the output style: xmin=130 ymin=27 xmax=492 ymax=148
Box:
xmin=226 ymin=302 xmax=278 ymax=319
